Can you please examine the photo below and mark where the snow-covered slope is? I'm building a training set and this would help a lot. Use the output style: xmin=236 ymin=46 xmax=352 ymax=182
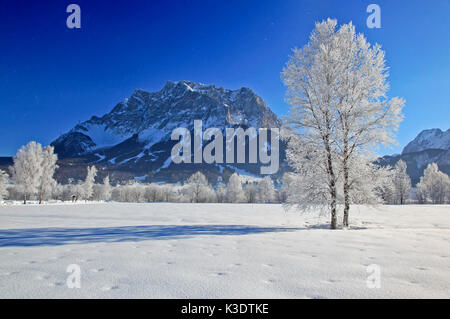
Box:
xmin=402 ymin=128 xmax=450 ymax=154
xmin=0 ymin=203 xmax=449 ymax=298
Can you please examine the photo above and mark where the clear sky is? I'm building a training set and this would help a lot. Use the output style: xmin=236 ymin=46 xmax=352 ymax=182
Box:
xmin=1 ymin=0 xmax=449 ymax=156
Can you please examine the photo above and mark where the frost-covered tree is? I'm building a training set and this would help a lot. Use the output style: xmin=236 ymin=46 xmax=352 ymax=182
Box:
xmin=103 ymin=176 xmax=112 ymax=201
xmin=392 ymin=160 xmax=411 ymax=204
xmin=416 ymin=163 xmax=450 ymax=204
xmin=52 ymin=183 xmax=65 ymax=202
xmin=344 ymin=158 xmax=386 ymax=205
xmin=95 ymin=175 xmax=112 ymax=201
xmin=10 ymin=141 xmax=44 ymax=204
xmin=110 ymin=182 xmax=144 ymax=202
xmin=81 ymin=166 xmax=97 ymax=201
xmin=278 ymin=173 xmax=298 ymax=203
xmin=282 ymin=22 xmax=340 ymax=227
xmin=244 ymin=182 xmax=258 ymax=203
xmin=144 ymin=184 xmax=160 ymax=202
xmin=282 ymin=19 xmax=404 ymax=228
xmin=415 ymin=184 xmax=428 ymax=205
xmin=184 ymin=172 xmax=215 ymax=203
xmin=227 ymin=173 xmax=245 ymax=203
xmin=282 ymin=134 xmax=339 ymax=227
xmin=127 ymin=182 xmax=145 ymax=202
xmin=185 ymin=172 xmax=207 ymax=203
xmin=0 ymin=169 xmax=9 ymax=202
xmin=376 ymin=166 xmax=396 ymax=204
xmin=160 ymin=185 xmax=177 ymax=202
xmin=37 ymin=146 xmax=58 ymax=204
xmin=258 ymin=176 xmax=275 ymax=203
xmin=215 ymin=182 xmax=227 ymax=203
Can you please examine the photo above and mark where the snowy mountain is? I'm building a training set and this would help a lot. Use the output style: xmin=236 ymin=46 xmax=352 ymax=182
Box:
xmin=402 ymin=128 xmax=450 ymax=154
xmin=378 ymin=128 xmax=450 ymax=185
xmin=51 ymin=81 xmax=284 ymax=183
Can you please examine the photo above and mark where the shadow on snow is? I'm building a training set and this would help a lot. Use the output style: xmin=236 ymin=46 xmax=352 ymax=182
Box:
xmin=0 ymin=224 xmax=304 ymax=247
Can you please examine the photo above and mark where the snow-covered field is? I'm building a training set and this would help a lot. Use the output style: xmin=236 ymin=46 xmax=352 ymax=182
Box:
xmin=0 ymin=202 xmax=449 ymax=298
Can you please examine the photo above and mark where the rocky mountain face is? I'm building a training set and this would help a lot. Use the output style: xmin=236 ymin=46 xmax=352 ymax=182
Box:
xmin=378 ymin=128 xmax=450 ymax=185
xmin=51 ymin=81 xmax=285 ymax=184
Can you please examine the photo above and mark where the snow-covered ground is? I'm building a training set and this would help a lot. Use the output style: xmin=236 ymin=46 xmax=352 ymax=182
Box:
xmin=0 ymin=203 xmax=449 ymax=298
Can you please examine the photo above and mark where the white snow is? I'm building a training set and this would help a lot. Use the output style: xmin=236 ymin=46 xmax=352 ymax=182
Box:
xmin=134 ymin=175 xmax=147 ymax=182
xmin=78 ymin=123 xmax=130 ymax=150
xmin=138 ymin=128 xmax=165 ymax=149
xmin=93 ymin=153 xmax=106 ymax=163
xmin=0 ymin=203 xmax=449 ymax=298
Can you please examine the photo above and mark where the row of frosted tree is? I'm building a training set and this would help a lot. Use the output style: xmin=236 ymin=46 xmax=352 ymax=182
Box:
xmin=0 ymin=141 xmax=448 ymax=206
xmin=0 ymin=142 xmax=277 ymax=204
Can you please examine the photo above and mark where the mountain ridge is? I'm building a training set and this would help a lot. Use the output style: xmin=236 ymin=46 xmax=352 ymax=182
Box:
xmin=402 ymin=128 xmax=450 ymax=154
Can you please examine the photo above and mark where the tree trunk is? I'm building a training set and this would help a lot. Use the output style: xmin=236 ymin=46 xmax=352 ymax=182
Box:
xmin=23 ymin=193 xmax=27 ymax=205
xmin=330 ymin=192 xmax=337 ymax=230
xmin=342 ymin=136 xmax=350 ymax=229
xmin=343 ymin=173 xmax=350 ymax=228
xmin=325 ymin=141 xmax=338 ymax=230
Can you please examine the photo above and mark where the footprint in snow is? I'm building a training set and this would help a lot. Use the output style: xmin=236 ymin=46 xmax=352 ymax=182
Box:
xmin=101 ymin=286 xmax=119 ymax=291
xmin=323 ymin=279 xmax=339 ymax=284
xmin=212 ymin=272 xmax=227 ymax=276
xmin=90 ymin=268 xmax=105 ymax=273
xmin=79 ymin=259 xmax=92 ymax=263
xmin=49 ymin=282 xmax=65 ymax=287
xmin=229 ymin=263 xmax=242 ymax=267
xmin=416 ymin=267 xmax=428 ymax=271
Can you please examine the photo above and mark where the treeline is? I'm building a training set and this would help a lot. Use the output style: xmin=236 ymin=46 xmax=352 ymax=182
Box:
xmin=0 ymin=141 xmax=449 ymax=204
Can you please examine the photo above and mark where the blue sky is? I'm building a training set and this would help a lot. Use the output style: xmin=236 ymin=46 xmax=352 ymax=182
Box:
xmin=0 ymin=0 xmax=449 ymax=156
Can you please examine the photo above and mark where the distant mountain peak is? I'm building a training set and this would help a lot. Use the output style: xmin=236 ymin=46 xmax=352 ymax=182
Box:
xmin=402 ymin=128 xmax=450 ymax=154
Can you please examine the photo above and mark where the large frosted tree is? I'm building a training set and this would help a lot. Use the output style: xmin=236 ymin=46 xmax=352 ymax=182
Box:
xmin=282 ymin=19 xmax=404 ymax=228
